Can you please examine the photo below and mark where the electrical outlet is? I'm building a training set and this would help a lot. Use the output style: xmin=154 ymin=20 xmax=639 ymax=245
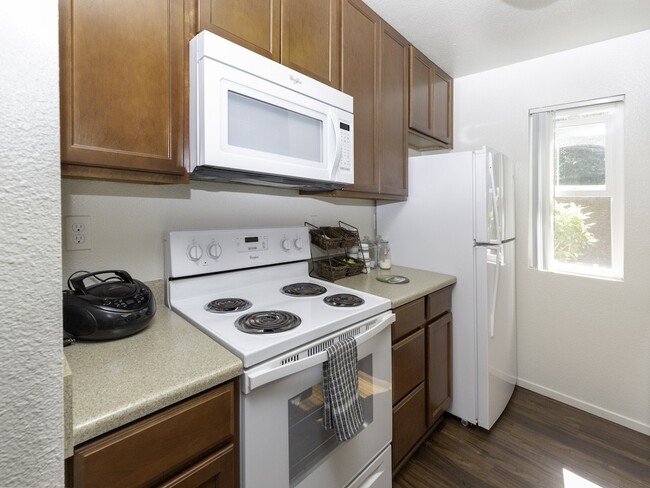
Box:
xmin=65 ymin=216 xmax=91 ymax=251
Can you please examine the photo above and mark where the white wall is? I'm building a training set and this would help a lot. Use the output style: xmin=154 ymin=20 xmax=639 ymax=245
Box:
xmin=453 ymin=30 xmax=650 ymax=433
xmin=0 ymin=3 xmax=63 ymax=486
xmin=62 ymin=180 xmax=375 ymax=282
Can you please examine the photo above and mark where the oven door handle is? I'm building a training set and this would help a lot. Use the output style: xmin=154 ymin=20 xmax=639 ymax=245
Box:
xmin=243 ymin=311 xmax=395 ymax=394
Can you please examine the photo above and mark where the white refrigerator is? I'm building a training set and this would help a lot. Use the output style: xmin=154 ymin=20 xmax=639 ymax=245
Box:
xmin=377 ymin=147 xmax=517 ymax=429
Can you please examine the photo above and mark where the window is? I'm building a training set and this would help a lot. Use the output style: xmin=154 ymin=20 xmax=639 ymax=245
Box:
xmin=529 ymin=96 xmax=624 ymax=280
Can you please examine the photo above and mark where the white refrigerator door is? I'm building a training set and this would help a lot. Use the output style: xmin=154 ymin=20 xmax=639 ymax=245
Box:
xmin=501 ymin=154 xmax=516 ymax=242
xmin=474 ymin=240 xmax=517 ymax=429
xmin=474 ymin=148 xmax=516 ymax=244
xmin=474 ymin=148 xmax=501 ymax=244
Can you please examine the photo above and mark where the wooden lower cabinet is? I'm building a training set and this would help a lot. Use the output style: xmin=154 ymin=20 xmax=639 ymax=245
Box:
xmin=392 ymin=383 xmax=426 ymax=466
xmin=426 ymin=312 xmax=453 ymax=427
xmin=66 ymin=381 xmax=238 ymax=488
xmin=391 ymin=286 xmax=453 ymax=473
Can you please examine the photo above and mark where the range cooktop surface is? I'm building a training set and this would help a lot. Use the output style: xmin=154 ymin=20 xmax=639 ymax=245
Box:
xmin=164 ymin=227 xmax=391 ymax=368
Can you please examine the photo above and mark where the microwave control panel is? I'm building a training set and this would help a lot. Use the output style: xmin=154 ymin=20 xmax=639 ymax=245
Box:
xmin=339 ymin=122 xmax=352 ymax=172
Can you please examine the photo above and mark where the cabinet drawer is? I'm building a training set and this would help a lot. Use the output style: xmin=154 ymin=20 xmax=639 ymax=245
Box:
xmin=392 ymin=328 xmax=425 ymax=404
xmin=392 ymin=383 xmax=426 ymax=468
xmin=392 ymin=297 xmax=425 ymax=342
xmin=159 ymin=444 xmax=235 ymax=488
xmin=426 ymin=286 xmax=452 ymax=321
xmin=73 ymin=382 xmax=235 ymax=488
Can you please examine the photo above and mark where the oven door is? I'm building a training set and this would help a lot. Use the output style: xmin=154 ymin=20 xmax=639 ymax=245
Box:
xmin=240 ymin=312 xmax=394 ymax=488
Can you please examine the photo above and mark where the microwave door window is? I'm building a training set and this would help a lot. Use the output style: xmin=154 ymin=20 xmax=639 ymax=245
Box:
xmin=228 ymin=91 xmax=323 ymax=163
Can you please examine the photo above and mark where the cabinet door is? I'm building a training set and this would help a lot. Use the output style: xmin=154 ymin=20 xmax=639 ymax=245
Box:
xmin=407 ymin=46 xmax=454 ymax=150
xmin=198 ymin=0 xmax=280 ymax=61
xmin=426 ymin=312 xmax=453 ymax=427
xmin=281 ymin=0 xmax=339 ymax=88
xmin=340 ymin=0 xmax=381 ymax=195
xmin=409 ymin=46 xmax=434 ymax=138
xmin=432 ymin=66 xmax=453 ymax=145
xmin=59 ymin=0 xmax=187 ymax=183
xmin=378 ymin=22 xmax=409 ymax=197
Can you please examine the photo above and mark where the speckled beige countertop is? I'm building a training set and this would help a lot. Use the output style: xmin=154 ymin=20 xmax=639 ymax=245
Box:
xmin=337 ymin=265 xmax=456 ymax=308
xmin=63 ymin=280 xmax=243 ymax=453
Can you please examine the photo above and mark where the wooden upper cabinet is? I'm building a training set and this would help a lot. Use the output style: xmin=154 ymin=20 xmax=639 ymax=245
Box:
xmin=59 ymin=0 xmax=187 ymax=183
xmin=329 ymin=0 xmax=408 ymax=200
xmin=378 ymin=23 xmax=409 ymax=197
xmin=340 ymin=0 xmax=381 ymax=195
xmin=409 ymin=46 xmax=435 ymax=138
xmin=281 ymin=0 xmax=340 ymax=88
xmin=198 ymin=0 xmax=339 ymax=88
xmin=432 ymin=67 xmax=453 ymax=145
xmin=408 ymin=45 xmax=453 ymax=150
xmin=198 ymin=0 xmax=280 ymax=61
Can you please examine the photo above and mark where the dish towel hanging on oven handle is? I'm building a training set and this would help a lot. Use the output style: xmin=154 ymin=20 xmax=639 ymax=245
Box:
xmin=322 ymin=335 xmax=364 ymax=441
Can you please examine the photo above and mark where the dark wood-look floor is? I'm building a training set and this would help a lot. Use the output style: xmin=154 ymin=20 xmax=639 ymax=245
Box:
xmin=393 ymin=387 xmax=650 ymax=488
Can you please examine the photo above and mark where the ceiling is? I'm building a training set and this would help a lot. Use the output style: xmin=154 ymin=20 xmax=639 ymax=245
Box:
xmin=363 ymin=0 xmax=650 ymax=77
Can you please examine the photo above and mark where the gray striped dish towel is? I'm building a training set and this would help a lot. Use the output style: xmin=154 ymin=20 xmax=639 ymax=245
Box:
xmin=322 ymin=336 xmax=364 ymax=441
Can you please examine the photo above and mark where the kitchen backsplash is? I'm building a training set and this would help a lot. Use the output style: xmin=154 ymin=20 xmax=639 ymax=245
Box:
xmin=61 ymin=179 xmax=375 ymax=284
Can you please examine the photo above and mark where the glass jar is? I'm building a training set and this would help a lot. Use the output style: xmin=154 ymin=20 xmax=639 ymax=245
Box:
xmin=377 ymin=237 xmax=391 ymax=270
xmin=361 ymin=236 xmax=376 ymax=269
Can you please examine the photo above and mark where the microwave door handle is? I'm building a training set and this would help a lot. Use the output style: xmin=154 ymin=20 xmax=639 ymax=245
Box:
xmin=329 ymin=114 xmax=343 ymax=179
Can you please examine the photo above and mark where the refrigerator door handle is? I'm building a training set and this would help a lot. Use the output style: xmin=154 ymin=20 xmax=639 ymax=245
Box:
xmin=489 ymin=247 xmax=502 ymax=338
xmin=488 ymin=157 xmax=502 ymax=243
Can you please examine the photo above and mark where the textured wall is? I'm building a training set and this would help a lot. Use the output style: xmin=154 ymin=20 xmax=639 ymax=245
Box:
xmin=453 ymin=30 xmax=650 ymax=433
xmin=0 ymin=3 xmax=63 ymax=486
xmin=62 ymin=180 xmax=375 ymax=283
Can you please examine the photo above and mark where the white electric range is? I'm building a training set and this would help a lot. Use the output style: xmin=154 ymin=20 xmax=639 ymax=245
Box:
xmin=164 ymin=226 xmax=394 ymax=488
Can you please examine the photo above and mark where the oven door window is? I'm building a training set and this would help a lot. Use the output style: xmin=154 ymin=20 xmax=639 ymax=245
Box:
xmin=288 ymin=355 xmax=386 ymax=487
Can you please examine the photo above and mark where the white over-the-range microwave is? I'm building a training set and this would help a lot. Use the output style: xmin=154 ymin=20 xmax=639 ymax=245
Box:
xmin=189 ymin=31 xmax=354 ymax=191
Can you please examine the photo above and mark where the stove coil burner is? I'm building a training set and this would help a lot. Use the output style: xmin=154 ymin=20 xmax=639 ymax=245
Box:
xmin=236 ymin=311 xmax=301 ymax=334
xmin=324 ymin=293 xmax=365 ymax=307
xmin=281 ymin=282 xmax=327 ymax=297
xmin=205 ymin=298 xmax=252 ymax=314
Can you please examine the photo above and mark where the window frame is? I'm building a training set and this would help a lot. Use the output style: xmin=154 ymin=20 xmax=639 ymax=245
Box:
xmin=529 ymin=96 xmax=624 ymax=280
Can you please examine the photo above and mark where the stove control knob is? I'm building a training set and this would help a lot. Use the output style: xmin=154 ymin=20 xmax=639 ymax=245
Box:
xmin=187 ymin=243 xmax=203 ymax=262
xmin=294 ymin=238 xmax=304 ymax=250
xmin=207 ymin=242 xmax=222 ymax=259
xmin=281 ymin=238 xmax=292 ymax=251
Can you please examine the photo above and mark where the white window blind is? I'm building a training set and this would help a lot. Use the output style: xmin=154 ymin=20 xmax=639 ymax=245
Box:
xmin=529 ymin=96 xmax=624 ymax=280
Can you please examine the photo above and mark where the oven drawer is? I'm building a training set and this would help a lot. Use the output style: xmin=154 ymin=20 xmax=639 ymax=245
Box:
xmin=72 ymin=382 xmax=235 ymax=488
xmin=392 ymin=328 xmax=425 ymax=404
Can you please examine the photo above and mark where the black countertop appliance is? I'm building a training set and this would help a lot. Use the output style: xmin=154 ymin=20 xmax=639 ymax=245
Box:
xmin=63 ymin=270 xmax=156 ymax=341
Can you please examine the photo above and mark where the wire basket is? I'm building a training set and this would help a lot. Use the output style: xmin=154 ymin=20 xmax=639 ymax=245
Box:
xmin=306 ymin=224 xmax=343 ymax=250
xmin=334 ymin=256 xmax=365 ymax=276
xmin=312 ymin=258 xmax=349 ymax=281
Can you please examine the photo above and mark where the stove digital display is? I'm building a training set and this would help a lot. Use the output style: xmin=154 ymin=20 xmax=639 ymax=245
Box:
xmin=236 ymin=235 xmax=268 ymax=252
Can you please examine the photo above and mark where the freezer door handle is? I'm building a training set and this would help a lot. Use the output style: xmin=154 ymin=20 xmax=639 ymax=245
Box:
xmin=488 ymin=154 xmax=503 ymax=243
xmin=489 ymin=247 xmax=502 ymax=338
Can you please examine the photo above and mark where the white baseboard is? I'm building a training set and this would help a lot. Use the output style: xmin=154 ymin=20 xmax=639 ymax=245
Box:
xmin=516 ymin=378 xmax=650 ymax=436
